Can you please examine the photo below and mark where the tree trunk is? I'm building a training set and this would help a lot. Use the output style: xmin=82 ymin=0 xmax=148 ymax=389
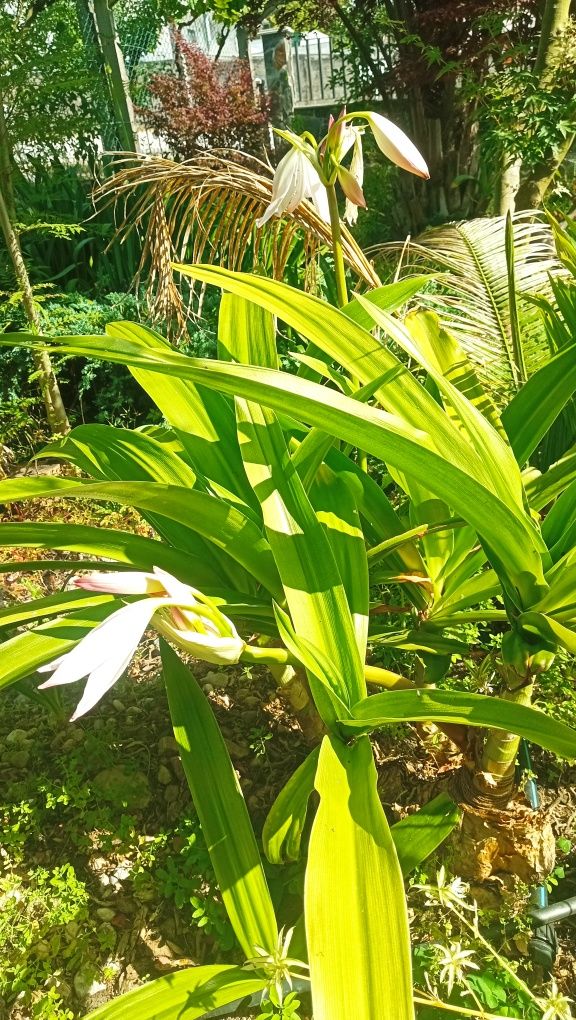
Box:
xmin=0 ymin=181 xmax=70 ymax=436
xmin=515 ymin=0 xmax=574 ymax=209
xmin=473 ymin=678 xmax=533 ymax=803
xmin=449 ymin=671 xmax=556 ymax=886
xmin=499 ymin=157 xmax=521 ymax=216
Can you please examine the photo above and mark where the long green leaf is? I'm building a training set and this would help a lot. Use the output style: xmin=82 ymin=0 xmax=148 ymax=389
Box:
xmin=108 ymin=320 xmax=258 ymax=512
xmin=0 ymin=477 xmax=281 ymax=598
xmin=84 ymin=965 xmax=267 ymax=1020
xmin=173 ymin=266 xmax=496 ymax=483
xmin=342 ymin=275 xmax=434 ymax=327
xmin=305 ymin=734 xmax=414 ymax=1020
xmin=355 ymin=299 xmax=523 ymax=511
xmin=262 ymin=747 xmax=320 ymax=864
xmin=221 ymin=293 xmax=365 ymax=710
xmin=340 ymin=690 xmax=576 ymax=759
xmin=0 ymin=521 xmax=220 ymax=588
xmin=503 ymin=338 xmax=576 ymax=465
xmin=391 ymin=794 xmax=461 ymax=877
xmin=0 ymin=589 xmax=116 ymax=628
xmin=0 ymin=330 xmax=548 ymax=604
xmin=161 ymin=641 xmax=278 ymax=957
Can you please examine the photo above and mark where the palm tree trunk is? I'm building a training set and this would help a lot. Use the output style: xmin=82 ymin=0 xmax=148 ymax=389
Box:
xmin=0 ymin=178 xmax=70 ymax=436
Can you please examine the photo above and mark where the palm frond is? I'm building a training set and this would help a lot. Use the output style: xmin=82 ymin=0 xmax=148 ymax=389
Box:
xmin=96 ymin=151 xmax=380 ymax=335
xmin=370 ymin=213 xmax=566 ymax=400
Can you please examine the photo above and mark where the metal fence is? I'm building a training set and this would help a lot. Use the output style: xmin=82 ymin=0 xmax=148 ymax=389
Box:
xmin=290 ymin=33 xmax=350 ymax=107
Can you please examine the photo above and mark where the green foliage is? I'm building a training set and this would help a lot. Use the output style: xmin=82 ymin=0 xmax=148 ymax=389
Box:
xmin=258 ymin=988 xmax=302 ymax=1020
xmin=474 ymin=22 xmax=576 ymax=179
xmin=0 ymin=0 xmax=100 ymax=162
xmin=0 ymin=863 xmax=87 ymax=1019
xmin=5 ymin=212 xmax=576 ymax=1019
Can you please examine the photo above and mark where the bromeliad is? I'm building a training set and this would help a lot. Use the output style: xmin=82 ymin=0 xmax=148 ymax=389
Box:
xmin=37 ymin=567 xmax=244 ymax=719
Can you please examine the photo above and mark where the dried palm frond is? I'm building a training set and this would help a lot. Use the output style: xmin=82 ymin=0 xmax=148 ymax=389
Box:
xmin=96 ymin=151 xmax=381 ymax=336
xmin=369 ymin=212 xmax=566 ymax=401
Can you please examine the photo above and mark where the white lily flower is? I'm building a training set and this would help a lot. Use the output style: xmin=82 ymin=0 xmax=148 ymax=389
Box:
xmin=363 ymin=112 xmax=429 ymax=179
xmin=256 ymin=146 xmax=329 ymax=227
xmin=38 ymin=568 xmax=244 ymax=719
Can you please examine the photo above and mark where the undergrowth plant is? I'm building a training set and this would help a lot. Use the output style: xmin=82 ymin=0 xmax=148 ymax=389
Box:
xmin=2 ymin=115 xmax=576 ymax=1019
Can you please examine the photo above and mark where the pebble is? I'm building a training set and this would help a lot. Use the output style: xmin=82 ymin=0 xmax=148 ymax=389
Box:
xmin=113 ymin=865 xmax=131 ymax=882
xmin=92 ymin=767 xmax=151 ymax=810
xmin=157 ymin=764 xmax=172 ymax=786
xmin=243 ymin=696 xmax=261 ymax=708
xmin=170 ymin=755 xmax=186 ymax=781
xmin=202 ymin=670 xmax=229 ymax=688
xmin=73 ymin=964 xmax=105 ymax=1000
xmin=157 ymin=735 xmax=179 ymax=755
xmin=224 ymin=739 xmax=250 ymax=758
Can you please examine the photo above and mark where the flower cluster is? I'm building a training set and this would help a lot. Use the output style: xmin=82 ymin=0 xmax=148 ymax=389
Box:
xmin=38 ymin=568 xmax=244 ymax=720
xmin=257 ymin=109 xmax=429 ymax=228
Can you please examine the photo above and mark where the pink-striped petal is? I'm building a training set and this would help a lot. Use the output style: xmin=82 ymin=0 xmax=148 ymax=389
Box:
xmin=73 ymin=571 xmax=162 ymax=595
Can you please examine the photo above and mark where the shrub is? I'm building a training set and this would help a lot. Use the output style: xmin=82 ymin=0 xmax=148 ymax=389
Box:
xmin=140 ymin=37 xmax=270 ymax=158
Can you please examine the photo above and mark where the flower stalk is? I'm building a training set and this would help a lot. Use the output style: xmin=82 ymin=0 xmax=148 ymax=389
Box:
xmin=326 ymin=181 xmax=348 ymax=307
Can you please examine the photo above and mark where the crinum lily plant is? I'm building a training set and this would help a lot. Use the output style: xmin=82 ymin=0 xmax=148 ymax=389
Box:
xmin=1 ymin=114 xmax=575 ymax=1020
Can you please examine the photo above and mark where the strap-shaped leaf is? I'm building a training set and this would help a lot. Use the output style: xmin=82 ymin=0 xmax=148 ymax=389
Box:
xmin=263 ymin=747 xmax=320 ymax=864
xmin=342 ymin=275 xmax=434 ymax=327
xmin=391 ymin=794 xmax=461 ymax=877
xmin=403 ymin=307 xmax=506 ymax=438
xmin=355 ymin=299 xmax=523 ymax=512
xmin=0 ymin=330 xmax=548 ymax=606
xmin=84 ymin=965 xmax=267 ymax=1020
xmin=174 ymin=265 xmax=492 ymax=482
xmin=310 ymin=465 xmax=369 ymax=658
xmin=305 ymin=734 xmax=414 ymax=1020
xmin=107 ymin=320 xmax=258 ymax=512
xmin=220 ymin=293 xmax=366 ymax=712
xmin=0 ymin=589 xmax=116 ymax=629
xmin=38 ymin=423 xmax=197 ymax=486
xmin=503 ymin=338 xmax=576 ymax=465
xmin=161 ymin=641 xmax=278 ymax=957
xmin=340 ymin=689 xmax=576 ymax=759
xmin=0 ymin=520 xmax=219 ymax=587
xmin=0 ymin=477 xmax=281 ymax=597
xmin=525 ymin=446 xmax=576 ymax=510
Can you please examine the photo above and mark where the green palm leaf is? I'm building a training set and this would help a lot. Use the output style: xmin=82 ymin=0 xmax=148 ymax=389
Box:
xmin=372 ymin=213 xmax=564 ymax=398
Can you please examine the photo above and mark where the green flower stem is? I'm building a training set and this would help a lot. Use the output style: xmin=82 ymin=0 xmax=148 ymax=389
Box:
xmin=413 ymin=996 xmax=523 ymax=1020
xmin=325 ymin=181 xmax=366 ymax=468
xmin=326 ymin=182 xmax=348 ymax=308
xmin=240 ymin=645 xmax=297 ymax=667
xmin=242 ymin=647 xmax=412 ymax=691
